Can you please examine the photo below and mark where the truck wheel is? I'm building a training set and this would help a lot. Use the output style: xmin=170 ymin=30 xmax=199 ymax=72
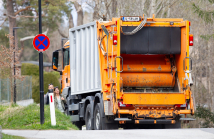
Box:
xmin=103 ymin=122 xmax=118 ymax=130
xmin=73 ymin=121 xmax=82 ymax=130
xmin=102 ymin=117 xmax=118 ymax=130
xmin=123 ymin=124 xmax=135 ymax=129
xmin=85 ymin=104 xmax=93 ymax=130
xmin=94 ymin=103 xmax=102 ymax=130
xmin=165 ymin=120 xmax=181 ymax=129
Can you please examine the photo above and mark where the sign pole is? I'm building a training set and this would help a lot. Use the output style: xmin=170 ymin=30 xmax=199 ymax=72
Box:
xmin=39 ymin=0 xmax=44 ymax=125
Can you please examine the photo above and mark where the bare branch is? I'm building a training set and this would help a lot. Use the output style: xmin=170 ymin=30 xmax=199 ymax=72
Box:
xmin=20 ymin=28 xmax=49 ymax=42
xmin=8 ymin=15 xmax=39 ymax=19
xmin=58 ymin=28 xmax=68 ymax=38
xmin=14 ymin=6 xmax=31 ymax=15
xmin=107 ymin=0 xmax=112 ymax=8
xmin=0 ymin=17 xmax=8 ymax=27
xmin=156 ymin=0 xmax=178 ymax=17
xmin=86 ymin=2 xmax=95 ymax=9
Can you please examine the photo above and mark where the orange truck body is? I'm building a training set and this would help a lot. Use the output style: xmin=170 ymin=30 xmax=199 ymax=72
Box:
xmin=52 ymin=15 xmax=194 ymax=129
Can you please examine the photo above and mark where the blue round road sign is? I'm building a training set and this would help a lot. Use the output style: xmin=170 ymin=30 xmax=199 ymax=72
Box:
xmin=33 ymin=34 xmax=50 ymax=52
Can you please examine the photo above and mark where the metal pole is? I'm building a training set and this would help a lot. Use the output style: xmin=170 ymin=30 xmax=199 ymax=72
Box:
xmin=30 ymin=76 xmax=32 ymax=99
xmin=7 ymin=78 xmax=9 ymax=102
xmin=39 ymin=52 xmax=44 ymax=125
xmin=13 ymin=27 xmax=22 ymax=103
xmin=13 ymin=29 xmax=16 ymax=104
xmin=21 ymin=80 xmax=23 ymax=100
xmin=39 ymin=0 xmax=44 ymax=125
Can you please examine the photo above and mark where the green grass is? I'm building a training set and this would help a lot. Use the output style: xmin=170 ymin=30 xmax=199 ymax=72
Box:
xmin=0 ymin=105 xmax=8 ymax=113
xmin=2 ymin=133 xmax=25 ymax=139
xmin=0 ymin=103 xmax=78 ymax=130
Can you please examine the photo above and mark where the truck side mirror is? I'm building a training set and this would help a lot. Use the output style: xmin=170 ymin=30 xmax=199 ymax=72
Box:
xmin=52 ymin=51 xmax=59 ymax=71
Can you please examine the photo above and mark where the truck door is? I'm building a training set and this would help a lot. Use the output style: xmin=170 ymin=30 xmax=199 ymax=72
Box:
xmin=62 ymin=48 xmax=70 ymax=90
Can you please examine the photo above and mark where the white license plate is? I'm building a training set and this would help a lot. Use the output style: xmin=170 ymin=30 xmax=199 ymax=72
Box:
xmin=122 ymin=17 xmax=140 ymax=22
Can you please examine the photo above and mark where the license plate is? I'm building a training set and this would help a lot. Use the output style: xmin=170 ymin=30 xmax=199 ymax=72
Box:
xmin=122 ymin=17 xmax=140 ymax=22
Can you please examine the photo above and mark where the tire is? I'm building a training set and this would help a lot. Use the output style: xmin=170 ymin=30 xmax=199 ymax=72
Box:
xmin=123 ymin=124 xmax=135 ymax=129
xmin=65 ymin=109 xmax=68 ymax=115
xmin=85 ymin=104 xmax=93 ymax=130
xmin=73 ymin=121 xmax=82 ymax=130
xmin=102 ymin=116 xmax=118 ymax=130
xmin=66 ymin=91 xmax=71 ymax=115
xmin=103 ymin=122 xmax=118 ymax=130
xmin=164 ymin=120 xmax=181 ymax=129
xmin=94 ymin=103 xmax=102 ymax=130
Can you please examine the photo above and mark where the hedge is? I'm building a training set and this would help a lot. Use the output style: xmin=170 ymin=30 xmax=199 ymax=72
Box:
xmin=21 ymin=63 xmax=40 ymax=76
xmin=21 ymin=63 xmax=61 ymax=103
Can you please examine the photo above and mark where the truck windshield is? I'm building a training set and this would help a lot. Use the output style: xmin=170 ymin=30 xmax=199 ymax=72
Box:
xmin=63 ymin=48 xmax=69 ymax=68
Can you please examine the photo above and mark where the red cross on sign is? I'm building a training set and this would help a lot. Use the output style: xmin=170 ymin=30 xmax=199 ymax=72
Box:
xmin=33 ymin=34 xmax=50 ymax=52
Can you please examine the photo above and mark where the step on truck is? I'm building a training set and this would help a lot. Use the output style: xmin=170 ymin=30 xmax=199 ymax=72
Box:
xmin=52 ymin=15 xmax=195 ymax=130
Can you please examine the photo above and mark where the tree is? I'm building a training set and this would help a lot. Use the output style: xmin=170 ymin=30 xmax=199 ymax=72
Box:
xmin=0 ymin=27 xmax=9 ymax=48
xmin=86 ymin=0 xmax=114 ymax=21
xmin=1 ymin=0 xmax=73 ymax=62
xmin=6 ymin=0 xmax=16 ymax=48
xmin=0 ymin=34 xmax=23 ymax=103
xmin=192 ymin=0 xmax=214 ymax=111
xmin=193 ymin=0 xmax=214 ymax=23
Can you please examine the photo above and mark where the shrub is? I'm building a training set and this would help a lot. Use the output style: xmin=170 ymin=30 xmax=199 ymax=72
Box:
xmin=43 ymin=72 xmax=61 ymax=95
xmin=21 ymin=63 xmax=61 ymax=103
xmin=32 ymin=75 xmax=39 ymax=103
xmin=51 ymin=71 xmax=60 ymax=79
xmin=195 ymin=105 xmax=214 ymax=128
xmin=21 ymin=63 xmax=39 ymax=76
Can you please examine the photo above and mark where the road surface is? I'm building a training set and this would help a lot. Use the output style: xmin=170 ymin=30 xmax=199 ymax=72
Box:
xmin=2 ymin=128 xmax=214 ymax=139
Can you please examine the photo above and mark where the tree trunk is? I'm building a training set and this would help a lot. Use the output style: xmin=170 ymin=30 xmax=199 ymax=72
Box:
xmin=73 ymin=1 xmax=83 ymax=26
xmin=7 ymin=0 xmax=16 ymax=48
xmin=7 ymin=0 xmax=17 ymax=79
xmin=93 ymin=0 xmax=100 ymax=21
xmin=167 ymin=0 xmax=170 ymax=18
xmin=69 ymin=13 xmax=74 ymax=28
xmin=141 ymin=0 xmax=146 ymax=16
xmin=206 ymin=40 xmax=210 ymax=106
xmin=211 ymin=37 xmax=214 ymax=112
xmin=199 ymin=42 xmax=203 ymax=104
xmin=111 ymin=0 xmax=117 ymax=18
xmin=149 ymin=0 xmax=156 ymax=17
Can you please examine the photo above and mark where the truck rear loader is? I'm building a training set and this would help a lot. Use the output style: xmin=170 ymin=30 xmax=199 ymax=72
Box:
xmin=52 ymin=15 xmax=195 ymax=130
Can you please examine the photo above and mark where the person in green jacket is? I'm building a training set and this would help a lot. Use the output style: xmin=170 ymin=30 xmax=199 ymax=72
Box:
xmin=54 ymin=86 xmax=67 ymax=113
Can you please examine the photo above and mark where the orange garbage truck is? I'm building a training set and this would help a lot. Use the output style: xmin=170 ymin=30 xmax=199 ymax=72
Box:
xmin=52 ymin=15 xmax=195 ymax=130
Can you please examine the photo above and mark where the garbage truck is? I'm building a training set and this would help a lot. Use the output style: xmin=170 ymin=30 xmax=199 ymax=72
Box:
xmin=52 ymin=15 xmax=195 ymax=130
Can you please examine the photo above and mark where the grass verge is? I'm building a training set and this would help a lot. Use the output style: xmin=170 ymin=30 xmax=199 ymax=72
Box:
xmin=0 ymin=103 xmax=78 ymax=130
xmin=0 ymin=105 xmax=8 ymax=113
xmin=2 ymin=133 xmax=25 ymax=139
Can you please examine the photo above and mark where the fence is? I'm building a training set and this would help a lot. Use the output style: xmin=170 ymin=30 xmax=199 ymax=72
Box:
xmin=0 ymin=76 xmax=32 ymax=103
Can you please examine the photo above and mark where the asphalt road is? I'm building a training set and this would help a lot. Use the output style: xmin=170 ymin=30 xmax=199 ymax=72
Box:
xmin=2 ymin=128 xmax=214 ymax=139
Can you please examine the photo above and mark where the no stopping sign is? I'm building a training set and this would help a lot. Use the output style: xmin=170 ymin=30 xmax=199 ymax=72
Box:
xmin=33 ymin=34 xmax=50 ymax=52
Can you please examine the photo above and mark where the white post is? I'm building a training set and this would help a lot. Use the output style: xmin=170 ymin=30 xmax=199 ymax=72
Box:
xmin=49 ymin=92 xmax=56 ymax=126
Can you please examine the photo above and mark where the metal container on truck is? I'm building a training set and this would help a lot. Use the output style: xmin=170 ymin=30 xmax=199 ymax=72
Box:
xmin=52 ymin=15 xmax=195 ymax=130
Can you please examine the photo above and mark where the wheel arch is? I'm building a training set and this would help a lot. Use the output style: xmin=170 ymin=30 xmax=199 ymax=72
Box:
xmin=62 ymin=86 xmax=70 ymax=98
xmin=83 ymin=96 xmax=95 ymax=129
xmin=94 ymin=93 xmax=105 ymax=118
